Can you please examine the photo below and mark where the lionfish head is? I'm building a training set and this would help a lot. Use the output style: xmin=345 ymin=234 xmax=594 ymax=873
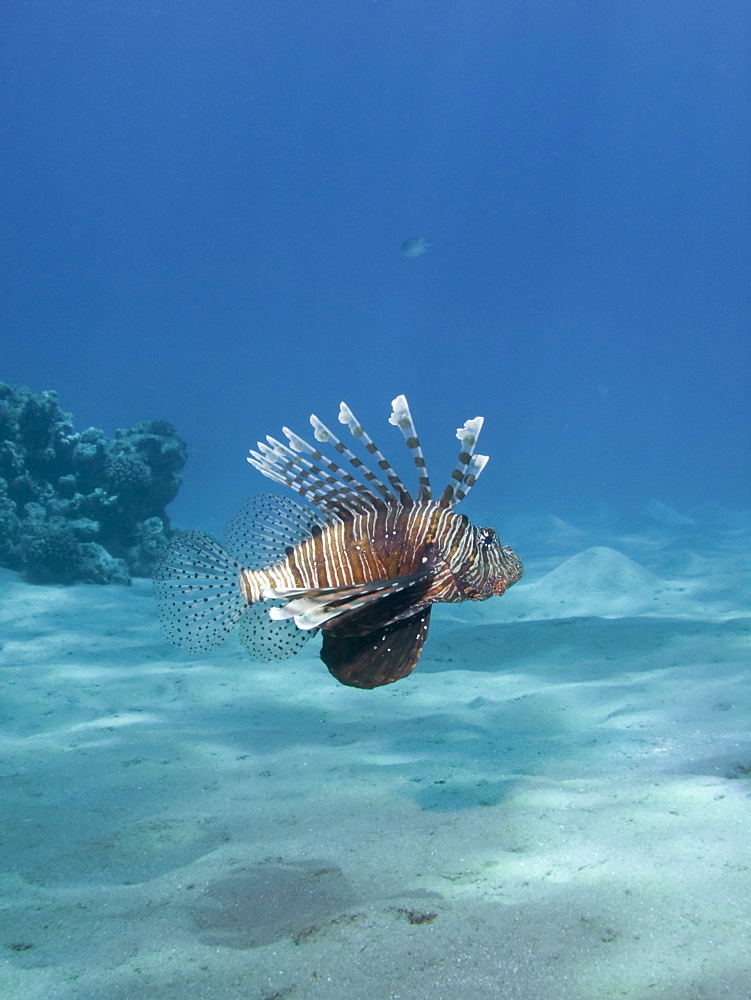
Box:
xmin=462 ymin=523 xmax=524 ymax=600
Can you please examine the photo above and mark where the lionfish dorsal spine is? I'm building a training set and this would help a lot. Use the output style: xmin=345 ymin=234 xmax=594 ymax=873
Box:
xmin=248 ymin=395 xmax=491 ymax=516
xmin=338 ymin=402 xmax=413 ymax=505
xmin=248 ymin=437 xmax=354 ymax=518
xmin=451 ymin=453 xmax=489 ymax=505
xmin=388 ymin=394 xmax=432 ymax=501
xmin=439 ymin=416 xmax=488 ymax=508
xmin=283 ymin=421 xmax=386 ymax=508
xmin=308 ymin=414 xmax=395 ymax=507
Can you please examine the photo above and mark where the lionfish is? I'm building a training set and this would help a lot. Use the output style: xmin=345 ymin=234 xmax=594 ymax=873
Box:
xmin=154 ymin=396 xmax=522 ymax=689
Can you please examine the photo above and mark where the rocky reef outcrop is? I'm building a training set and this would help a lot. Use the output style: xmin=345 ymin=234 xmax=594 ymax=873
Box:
xmin=0 ymin=382 xmax=187 ymax=584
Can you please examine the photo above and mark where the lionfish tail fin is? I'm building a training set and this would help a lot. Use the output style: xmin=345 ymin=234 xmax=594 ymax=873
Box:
xmin=388 ymin=394 xmax=432 ymax=501
xmin=153 ymin=531 xmax=246 ymax=652
xmin=155 ymin=495 xmax=325 ymax=660
xmin=439 ymin=416 xmax=488 ymax=507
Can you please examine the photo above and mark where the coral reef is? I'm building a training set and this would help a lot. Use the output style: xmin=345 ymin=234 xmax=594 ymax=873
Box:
xmin=0 ymin=382 xmax=187 ymax=584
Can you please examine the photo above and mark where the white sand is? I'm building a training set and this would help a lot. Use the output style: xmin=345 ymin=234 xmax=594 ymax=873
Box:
xmin=1 ymin=504 xmax=749 ymax=1000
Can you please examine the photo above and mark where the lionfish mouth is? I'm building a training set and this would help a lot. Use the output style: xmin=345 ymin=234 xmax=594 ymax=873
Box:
xmin=488 ymin=554 xmax=524 ymax=597
xmin=489 ymin=575 xmax=515 ymax=597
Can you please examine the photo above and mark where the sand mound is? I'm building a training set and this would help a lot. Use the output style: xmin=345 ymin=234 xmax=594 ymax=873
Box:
xmin=447 ymin=546 xmax=705 ymax=624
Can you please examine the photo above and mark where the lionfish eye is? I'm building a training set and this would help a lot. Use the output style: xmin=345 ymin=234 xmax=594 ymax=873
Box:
xmin=479 ymin=528 xmax=497 ymax=547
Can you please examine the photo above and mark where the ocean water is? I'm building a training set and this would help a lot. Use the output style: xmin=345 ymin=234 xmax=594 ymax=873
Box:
xmin=2 ymin=0 xmax=749 ymax=526
xmin=1 ymin=3 xmax=750 ymax=999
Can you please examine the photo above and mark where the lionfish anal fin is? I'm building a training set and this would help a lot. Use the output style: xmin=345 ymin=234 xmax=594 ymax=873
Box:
xmin=321 ymin=608 xmax=433 ymax=689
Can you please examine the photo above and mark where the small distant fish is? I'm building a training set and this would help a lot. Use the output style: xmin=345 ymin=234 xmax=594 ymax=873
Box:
xmin=400 ymin=236 xmax=430 ymax=258
xmin=154 ymin=396 xmax=522 ymax=689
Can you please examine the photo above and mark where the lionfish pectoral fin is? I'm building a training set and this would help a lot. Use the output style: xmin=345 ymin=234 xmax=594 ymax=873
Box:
xmin=264 ymin=564 xmax=434 ymax=631
xmin=321 ymin=608 xmax=432 ymax=689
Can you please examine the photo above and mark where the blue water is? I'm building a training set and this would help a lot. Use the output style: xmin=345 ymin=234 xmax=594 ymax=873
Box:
xmin=2 ymin=1 xmax=749 ymax=531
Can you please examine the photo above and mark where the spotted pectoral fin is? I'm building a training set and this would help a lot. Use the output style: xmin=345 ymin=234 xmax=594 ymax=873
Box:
xmin=263 ymin=560 xmax=436 ymax=631
xmin=321 ymin=608 xmax=432 ymax=689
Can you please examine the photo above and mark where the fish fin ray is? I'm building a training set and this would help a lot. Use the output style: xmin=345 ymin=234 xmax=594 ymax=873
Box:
xmin=248 ymin=398 xmax=424 ymax=515
xmin=281 ymin=425 xmax=387 ymax=515
xmin=439 ymin=417 xmax=485 ymax=507
xmin=265 ymin=562 xmax=435 ymax=631
xmin=248 ymin=440 xmax=352 ymax=518
xmin=451 ymin=453 xmax=489 ymax=505
xmin=338 ymin=401 xmax=412 ymax=505
xmin=222 ymin=493 xmax=326 ymax=567
xmin=249 ymin=434 xmax=380 ymax=518
xmin=307 ymin=413 xmax=392 ymax=508
xmin=388 ymin=394 xmax=432 ymax=500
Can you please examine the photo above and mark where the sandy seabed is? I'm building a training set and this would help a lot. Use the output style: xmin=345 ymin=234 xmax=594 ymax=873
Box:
xmin=1 ymin=503 xmax=749 ymax=1000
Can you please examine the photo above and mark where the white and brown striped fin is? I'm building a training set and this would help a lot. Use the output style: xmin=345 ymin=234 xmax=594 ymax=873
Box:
xmin=284 ymin=422 xmax=388 ymax=509
xmin=388 ymin=394 xmax=432 ymax=500
xmin=338 ymin=402 xmax=412 ymax=505
xmin=248 ymin=437 xmax=338 ymax=512
xmin=247 ymin=395 xmax=490 ymax=516
xmin=263 ymin=560 xmax=435 ymax=630
xmin=309 ymin=413 xmax=393 ymax=506
xmin=449 ymin=452 xmax=489 ymax=505
xmin=248 ymin=420 xmax=391 ymax=517
xmin=439 ymin=416 xmax=489 ymax=508
xmin=248 ymin=436 xmax=370 ymax=518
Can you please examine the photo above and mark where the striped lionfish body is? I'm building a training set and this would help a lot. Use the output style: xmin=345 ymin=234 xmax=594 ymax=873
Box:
xmin=155 ymin=396 xmax=522 ymax=688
